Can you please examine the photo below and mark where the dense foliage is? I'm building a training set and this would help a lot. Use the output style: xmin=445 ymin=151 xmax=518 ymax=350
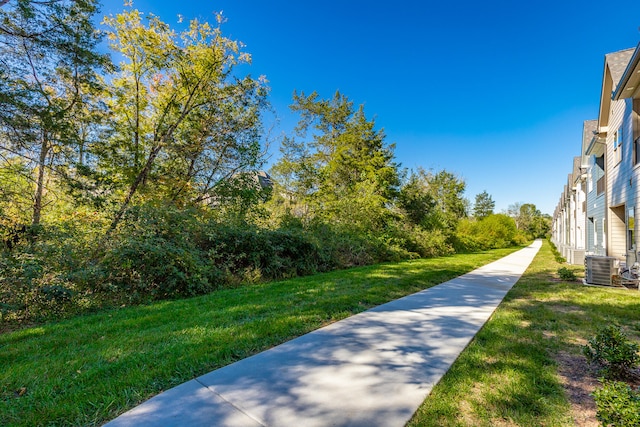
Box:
xmin=584 ymin=325 xmax=640 ymax=380
xmin=0 ymin=2 xmax=550 ymax=325
xmin=593 ymin=381 xmax=640 ymax=427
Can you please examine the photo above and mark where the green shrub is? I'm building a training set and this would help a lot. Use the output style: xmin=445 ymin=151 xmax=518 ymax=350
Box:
xmin=101 ymin=232 xmax=217 ymax=299
xmin=557 ymin=267 xmax=577 ymax=281
xmin=475 ymin=214 xmax=518 ymax=248
xmin=547 ymin=240 xmax=567 ymax=263
xmin=454 ymin=214 xmax=519 ymax=253
xmin=593 ymin=380 xmax=640 ymax=427
xmin=203 ymin=226 xmax=322 ymax=281
xmin=583 ymin=325 xmax=640 ymax=380
xmin=0 ymin=216 xmax=107 ymax=322
xmin=97 ymin=204 xmax=218 ymax=299
xmin=409 ymin=227 xmax=454 ymax=258
xmin=309 ymin=224 xmax=375 ymax=268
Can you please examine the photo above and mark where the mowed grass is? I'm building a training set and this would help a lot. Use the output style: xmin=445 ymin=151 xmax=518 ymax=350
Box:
xmin=1 ymin=247 xmax=519 ymax=426
xmin=408 ymin=240 xmax=640 ymax=427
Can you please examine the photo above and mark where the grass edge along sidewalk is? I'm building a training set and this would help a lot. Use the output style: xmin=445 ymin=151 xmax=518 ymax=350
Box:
xmin=407 ymin=239 xmax=640 ymax=426
xmin=1 ymin=246 xmax=519 ymax=426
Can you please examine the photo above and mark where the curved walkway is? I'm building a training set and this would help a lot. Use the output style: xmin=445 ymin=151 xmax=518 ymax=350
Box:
xmin=105 ymin=240 xmax=542 ymax=427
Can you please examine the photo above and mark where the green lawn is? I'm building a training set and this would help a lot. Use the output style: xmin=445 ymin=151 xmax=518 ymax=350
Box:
xmin=1 ymin=247 xmax=518 ymax=426
xmin=408 ymin=240 xmax=640 ymax=426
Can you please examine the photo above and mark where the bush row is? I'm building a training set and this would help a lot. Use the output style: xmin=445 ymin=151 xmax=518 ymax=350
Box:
xmin=1 ymin=204 xmax=470 ymax=323
xmin=453 ymin=214 xmax=528 ymax=253
xmin=1 ymin=206 xmax=528 ymax=325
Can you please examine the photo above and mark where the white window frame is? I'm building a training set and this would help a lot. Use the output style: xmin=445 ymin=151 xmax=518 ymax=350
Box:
xmin=614 ymin=129 xmax=623 ymax=164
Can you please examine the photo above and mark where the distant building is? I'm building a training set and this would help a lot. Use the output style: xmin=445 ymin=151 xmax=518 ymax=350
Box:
xmin=582 ymin=119 xmax=606 ymax=256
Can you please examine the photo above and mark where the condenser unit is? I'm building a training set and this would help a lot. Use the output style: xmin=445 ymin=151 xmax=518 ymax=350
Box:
xmin=585 ymin=256 xmax=619 ymax=286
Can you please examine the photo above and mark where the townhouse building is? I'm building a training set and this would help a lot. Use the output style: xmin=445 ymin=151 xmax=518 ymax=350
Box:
xmin=553 ymin=46 xmax=640 ymax=275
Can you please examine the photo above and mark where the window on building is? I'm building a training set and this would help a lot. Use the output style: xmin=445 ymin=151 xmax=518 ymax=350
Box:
xmin=597 ymin=173 xmax=605 ymax=195
xmin=634 ymin=100 xmax=640 ymax=165
xmin=629 ymin=207 xmax=635 ymax=251
xmin=614 ymin=129 xmax=623 ymax=164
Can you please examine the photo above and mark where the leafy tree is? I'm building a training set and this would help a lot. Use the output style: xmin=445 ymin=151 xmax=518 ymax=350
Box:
xmin=455 ymin=213 xmax=518 ymax=251
xmin=101 ymin=8 xmax=269 ymax=229
xmin=271 ymin=91 xmax=399 ymax=230
xmin=506 ymin=202 xmax=550 ymax=238
xmin=396 ymin=168 xmax=467 ymax=232
xmin=397 ymin=170 xmax=436 ymax=226
xmin=473 ymin=190 xmax=494 ymax=220
xmin=0 ymin=0 xmax=108 ymax=225
xmin=475 ymin=214 xmax=517 ymax=248
xmin=426 ymin=170 xmax=467 ymax=231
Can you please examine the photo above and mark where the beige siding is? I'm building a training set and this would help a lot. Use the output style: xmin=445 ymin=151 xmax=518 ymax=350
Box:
xmin=610 ymin=205 xmax=626 ymax=259
xmin=607 ymin=99 xmax=630 ymax=207
xmin=606 ymin=98 xmax=640 ymax=261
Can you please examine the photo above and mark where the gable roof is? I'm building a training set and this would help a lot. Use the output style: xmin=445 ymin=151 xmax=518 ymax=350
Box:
xmin=606 ymin=48 xmax=635 ymax=91
xmin=583 ymin=119 xmax=603 ymax=157
xmin=572 ymin=156 xmax=583 ymax=186
xmin=613 ymin=42 xmax=640 ymax=100
xmin=598 ymin=48 xmax=635 ymax=131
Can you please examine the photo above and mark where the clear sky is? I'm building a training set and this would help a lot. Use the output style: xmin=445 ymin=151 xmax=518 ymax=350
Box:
xmin=100 ymin=1 xmax=640 ymax=215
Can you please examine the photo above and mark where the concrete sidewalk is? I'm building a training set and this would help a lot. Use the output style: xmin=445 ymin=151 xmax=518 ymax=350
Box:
xmin=105 ymin=241 xmax=542 ymax=427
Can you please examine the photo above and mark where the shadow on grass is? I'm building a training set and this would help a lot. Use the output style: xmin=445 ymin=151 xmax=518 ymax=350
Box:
xmin=409 ymin=241 xmax=640 ymax=426
xmin=1 ymin=249 xmax=517 ymax=426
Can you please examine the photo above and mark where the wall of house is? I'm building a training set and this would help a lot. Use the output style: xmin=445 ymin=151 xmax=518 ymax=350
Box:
xmin=610 ymin=204 xmax=627 ymax=259
xmin=631 ymin=101 xmax=640 ymax=264
xmin=586 ymin=154 xmax=606 ymax=255
xmin=605 ymin=98 xmax=640 ymax=263
xmin=608 ymin=99 xmax=632 ymax=204
xmin=575 ymin=180 xmax=586 ymax=250
xmin=570 ymin=180 xmax=587 ymax=264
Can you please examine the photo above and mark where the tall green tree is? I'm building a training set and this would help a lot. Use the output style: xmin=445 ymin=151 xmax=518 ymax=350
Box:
xmin=473 ymin=190 xmax=495 ymax=220
xmin=507 ymin=202 xmax=550 ymax=238
xmin=271 ymin=91 xmax=399 ymax=229
xmin=396 ymin=168 xmax=467 ymax=232
xmin=397 ymin=170 xmax=436 ymax=226
xmin=427 ymin=170 xmax=467 ymax=231
xmin=101 ymin=8 xmax=269 ymax=229
xmin=0 ymin=0 xmax=108 ymax=225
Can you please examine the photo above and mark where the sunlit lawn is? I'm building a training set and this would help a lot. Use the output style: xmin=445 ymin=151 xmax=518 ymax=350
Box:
xmin=408 ymin=240 xmax=640 ymax=426
xmin=1 ymin=247 xmax=518 ymax=426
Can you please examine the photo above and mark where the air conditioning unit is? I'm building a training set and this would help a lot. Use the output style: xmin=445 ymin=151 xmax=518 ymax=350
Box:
xmin=585 ymin=256 xmax=619 ymax=286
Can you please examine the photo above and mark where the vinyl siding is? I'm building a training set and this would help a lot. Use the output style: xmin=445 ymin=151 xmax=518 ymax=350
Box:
xmin=610 ymin=205 xmax=626 ymax=259
xmin=606 ymin=98 xmax=640 ymax=261
xmin=608 ymin=99 xmax=633 ymax=207
xmin=575 ymin=182 xmax=586 ymax=250
xmin=586 ymin=154 xmax=606 ymax=255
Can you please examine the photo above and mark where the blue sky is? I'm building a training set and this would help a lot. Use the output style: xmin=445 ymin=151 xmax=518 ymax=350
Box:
xmin=101 ymin=1 xmax=640 ymax=215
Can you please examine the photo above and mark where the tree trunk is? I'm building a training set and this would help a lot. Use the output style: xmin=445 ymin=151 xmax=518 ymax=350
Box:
xmin=108 ymin=143 xmax=162 ymax=231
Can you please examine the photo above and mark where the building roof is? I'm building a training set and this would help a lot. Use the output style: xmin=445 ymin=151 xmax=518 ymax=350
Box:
xmin=572 ymin=156 xmax=582 ymax=183
xmin=598 ymin=48 xmax=635 ymax=131
xmin=582 ymin=119 xmax=601 ymax=158
xmin=256 ymin=171 xmax=273 ymax=189
xmin=605 ymin=48 xmax=635 ymax=92
xmin=582 ymin=120 xmax=598 ymax=144
xmin=613 ymin=42 xmax=640 ymax=100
